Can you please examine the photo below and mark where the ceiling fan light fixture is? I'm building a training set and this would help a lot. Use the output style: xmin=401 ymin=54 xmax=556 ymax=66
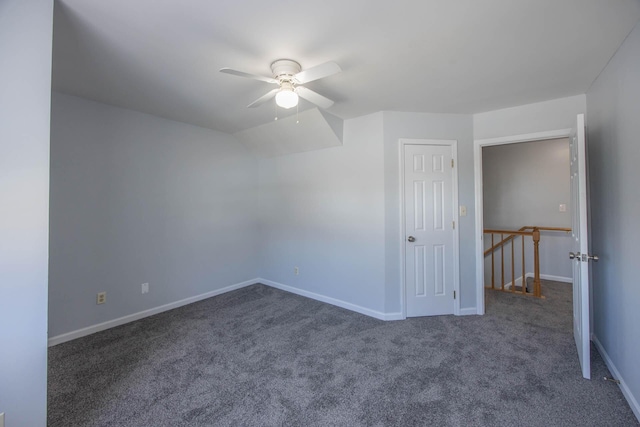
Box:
xmin=221 ymin=59 xmax=340 ymax=110
xmin=275 ymin=83 xmax=298 ymax=109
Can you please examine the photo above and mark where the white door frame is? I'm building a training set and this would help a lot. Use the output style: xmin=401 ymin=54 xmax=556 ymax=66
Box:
xmin=473 ymin=129 xmax=572 ymax=315
xmin=400 ymin=139 xmax=460 ymax=318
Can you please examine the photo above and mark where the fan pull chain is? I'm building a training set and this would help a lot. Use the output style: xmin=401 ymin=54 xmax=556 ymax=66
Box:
xmin=296 ymin=103 xmax=299 ymax=124
xmin=274 ymin=101 xmax=278 ymax=121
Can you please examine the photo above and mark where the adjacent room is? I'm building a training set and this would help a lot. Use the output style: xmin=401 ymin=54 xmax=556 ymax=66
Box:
xmin=2 ymin=1 xmax=640 ymax=426
xmin=481 ymin=138 xmax=573 ymax=298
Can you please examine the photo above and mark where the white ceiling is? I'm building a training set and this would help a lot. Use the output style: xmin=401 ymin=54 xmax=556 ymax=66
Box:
xmin=52 ymin=0 xmax=640 ymax=134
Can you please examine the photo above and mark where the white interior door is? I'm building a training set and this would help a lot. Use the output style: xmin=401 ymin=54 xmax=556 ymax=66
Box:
xmin=570 ymin=113 xmax=592 ymax=379
xmin=404 ymin=143 xmax=455 ymax=317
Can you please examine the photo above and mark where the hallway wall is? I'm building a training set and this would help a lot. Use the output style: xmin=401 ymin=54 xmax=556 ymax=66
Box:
xmin=587 ymin=20 xmax=640 ymax=420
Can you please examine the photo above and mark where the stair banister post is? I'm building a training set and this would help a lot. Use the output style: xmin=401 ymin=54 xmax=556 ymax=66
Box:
xmin=491 ymin=233 xmax=495 ymax=289
xmin=533 ymin=227 xmax=541 ymax=297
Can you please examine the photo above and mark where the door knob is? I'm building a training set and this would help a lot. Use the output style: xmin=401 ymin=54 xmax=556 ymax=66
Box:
xmin=569 ymin=252 xmax=599 ymax=262
xmin=407 ymin=236 xmax=416 ymax=242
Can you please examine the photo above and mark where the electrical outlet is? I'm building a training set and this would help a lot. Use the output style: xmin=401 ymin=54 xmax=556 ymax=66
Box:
xmin=559 ymin=204 xmax=567 ymax=212
xmin=141 ymin=283 xmax=149 ymax=294
xmin=294 ymin=267 xmax=299 ymax=276
xmin=96 ymin=292 xmax=106 ymax=305
xmin=459 ymin=205 xmax=467 ymax=216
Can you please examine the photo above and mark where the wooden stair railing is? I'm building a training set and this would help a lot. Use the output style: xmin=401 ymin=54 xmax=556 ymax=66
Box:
xmin=483 ymin=226 xmax=571 ymax=298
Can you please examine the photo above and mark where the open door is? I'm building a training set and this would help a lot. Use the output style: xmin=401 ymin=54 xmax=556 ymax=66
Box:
xmin=569 ymin=113 xmax=595 ymax=379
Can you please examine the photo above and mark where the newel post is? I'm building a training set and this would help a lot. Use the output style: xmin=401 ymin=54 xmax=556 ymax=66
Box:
xmin=532 ymin=227 xmax=541 ymax=297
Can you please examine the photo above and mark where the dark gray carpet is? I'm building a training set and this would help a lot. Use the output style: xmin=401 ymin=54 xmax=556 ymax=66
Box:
xmin=48 ymin=281 xmax=638 ymax=426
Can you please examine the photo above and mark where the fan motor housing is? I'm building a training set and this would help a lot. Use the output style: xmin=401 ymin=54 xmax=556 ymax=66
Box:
xmin=271 ymin=59 xmax=301 ymax=81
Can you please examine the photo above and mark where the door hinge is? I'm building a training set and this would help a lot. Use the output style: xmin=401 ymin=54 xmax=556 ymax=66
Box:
xmin=453 ymin=290 xmax=456 ymax=299
xmin=452 ymin=221 xmax=455 ymax=230
xmin=451 ymin=159 xmax=454 ymax=168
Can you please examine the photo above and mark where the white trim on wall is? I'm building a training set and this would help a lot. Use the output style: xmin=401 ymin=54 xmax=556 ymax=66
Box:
xmin=259 ymin=279 xmax=402 ymax=321
xmin=48 ymin=266 xmax=574 ymax=347
xmin=592 ymin=335 xmax=640 ymax=422
xmin=49 ymin=277 xmax=409 ymax=346
xmin=474 ymin=129 xmax=572 ymax=315
xmin=48 ymin=279 xmax=260 ymax=346
xmin=503 ymin=275 xmax=528 ymax=291
xmin=398 ymin=139 xmax=461 ymax=318
xmin=539 ymin=273 xmax=572 ymax=283
xmin=502 ymin=273 xmax=572 ymax=291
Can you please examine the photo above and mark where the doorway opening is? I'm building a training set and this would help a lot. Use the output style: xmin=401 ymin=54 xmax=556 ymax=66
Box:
xmin=473 ymin=129 xmax=572 ymax=314
xmin=473 ymin=117 xmax=592 ymax=379
xmin=481 ymin=137 xmax=572 ymax=304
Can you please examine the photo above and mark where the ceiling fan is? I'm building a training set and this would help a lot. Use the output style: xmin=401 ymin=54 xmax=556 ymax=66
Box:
xmin=219 ymin=59 xmax=341 ymax=110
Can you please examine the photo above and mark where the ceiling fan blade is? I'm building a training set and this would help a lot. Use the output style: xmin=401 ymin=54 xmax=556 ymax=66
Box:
xmin=296 ymin=86 xmax=335 ymax=109
xmin=247 ymin=88 xmax=279 ymax=108
xmin=219 ymin=68 xmax=278 ymax=84
xmin=293 ymin=61 xmax=341 ymax=84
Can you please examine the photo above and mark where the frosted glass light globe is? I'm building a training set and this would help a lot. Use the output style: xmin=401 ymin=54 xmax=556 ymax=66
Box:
xmin=275 ymin=88 xmax=298 ymax=109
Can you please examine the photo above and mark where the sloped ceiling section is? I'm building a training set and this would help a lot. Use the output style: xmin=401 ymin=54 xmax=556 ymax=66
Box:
xmin=234 ymin=109 xmax=343 ymax=158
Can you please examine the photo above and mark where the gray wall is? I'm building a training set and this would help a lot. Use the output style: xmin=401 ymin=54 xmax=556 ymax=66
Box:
xmin=258 ymin=112 xmax=387 ymax=313
xmin=483 ymin=139 xmax=571 ymax=229
xmin=0 ymin=0 xmax=53 ymax=425
xmin=46 ymin=92 xmax=592 ymax=337
xmin=382 ymin=112 xmax=475 ymax=311
xmin=48 ymin=100 xmax=477 ymax=335
xmin=587 ymin=20 xmax=640 ymax=417
xmin=49 ymin=93 xmax=260 ymax=337
xmin=482 ymin=138 xmax=573 ymax=281
xmin=474 ymin=95 xmax=586 ymax=140
xmin=258 ymin=111 xmax=477 ymax=315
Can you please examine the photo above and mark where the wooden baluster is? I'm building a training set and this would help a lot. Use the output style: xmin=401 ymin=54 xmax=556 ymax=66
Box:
xmin=521 ymin=235 xmax=526 ymax=294
xmin=511 ymin=236 xmax=515 ymax=293
xmin=501 ymin=233 xmax=505 ymax=291
xmin=491 ymin=233 xmax=495 ymax=289
xmin=533 ymin=228 xmax=541 ymax=297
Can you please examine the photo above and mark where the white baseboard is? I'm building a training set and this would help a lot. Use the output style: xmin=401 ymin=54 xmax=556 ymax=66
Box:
xmin=258 ymin=278 xmax=394 ymax=321
xmin=539 ymin=273 xmax=572 ymax=283
xmin=592 ymin=334 xmax=640 ymax=422
xmin=504 ymin=274 xmax=528 ymax=291
xmin=50 ymin=276 xmax=468 ymax=346
xmin=48 ymin=278 xmax=260 ymax=347
xmin=503 ymin=272 xmax=572 ymax=290
xmin=383 ymin=312 xmax=404 ymax=321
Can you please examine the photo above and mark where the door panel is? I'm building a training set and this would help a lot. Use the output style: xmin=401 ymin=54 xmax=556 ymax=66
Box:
xmin=570 ymin=113 xmax=591 ymax=379
xmin=405 ymin=144 xmax=455 ymax=317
